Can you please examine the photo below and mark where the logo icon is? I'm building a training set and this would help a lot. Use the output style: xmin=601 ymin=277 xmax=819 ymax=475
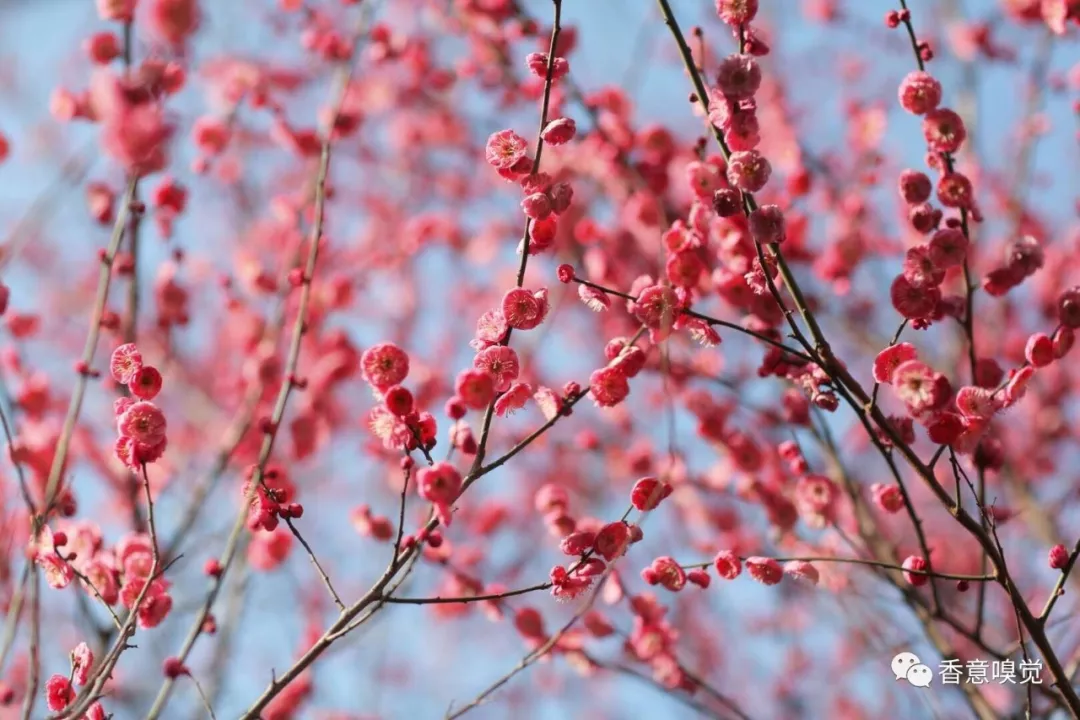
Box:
xmin=892 ymin=651 xmax=933 ymax=687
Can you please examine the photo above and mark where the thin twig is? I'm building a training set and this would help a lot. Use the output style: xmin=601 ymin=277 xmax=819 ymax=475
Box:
xmin=17 ymin=570 xmax=39 ymax=720
xmin=58 ymin=465 xmax=162 ymax=719
xmin=681 ymin=555 xmax=994 ymax=582
xmin=1039 ymin=536 xmax=1080 ymax=625
xmin=0 ymin=563 xmax=29 ymax=675
xmin=445 ymin=572 xmax=597 ymax=718
xmin=39 ymin=180 xmax=137 ymax=519
xmin=143 ymin=8 xmax=379 ymax=717
xmin=284 ymin=518 xmax=345 ymax=612
xmin=378 ymin=582 xmax=549 ymax=606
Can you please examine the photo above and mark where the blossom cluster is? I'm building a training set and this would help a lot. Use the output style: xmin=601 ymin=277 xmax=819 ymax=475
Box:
xmin=33 ymin=523 xmax=171 ymax=624
xmin=110 ymin=343 xmax=167 ymax=468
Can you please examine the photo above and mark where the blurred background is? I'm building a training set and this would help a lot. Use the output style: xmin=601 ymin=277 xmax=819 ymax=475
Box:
xmin=0 ymin=0 xmax=1078 ymax=718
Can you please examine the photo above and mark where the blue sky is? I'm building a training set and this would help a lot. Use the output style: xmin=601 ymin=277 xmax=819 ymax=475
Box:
xmin=1 ymin=0 xmax=1078 ymax=718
